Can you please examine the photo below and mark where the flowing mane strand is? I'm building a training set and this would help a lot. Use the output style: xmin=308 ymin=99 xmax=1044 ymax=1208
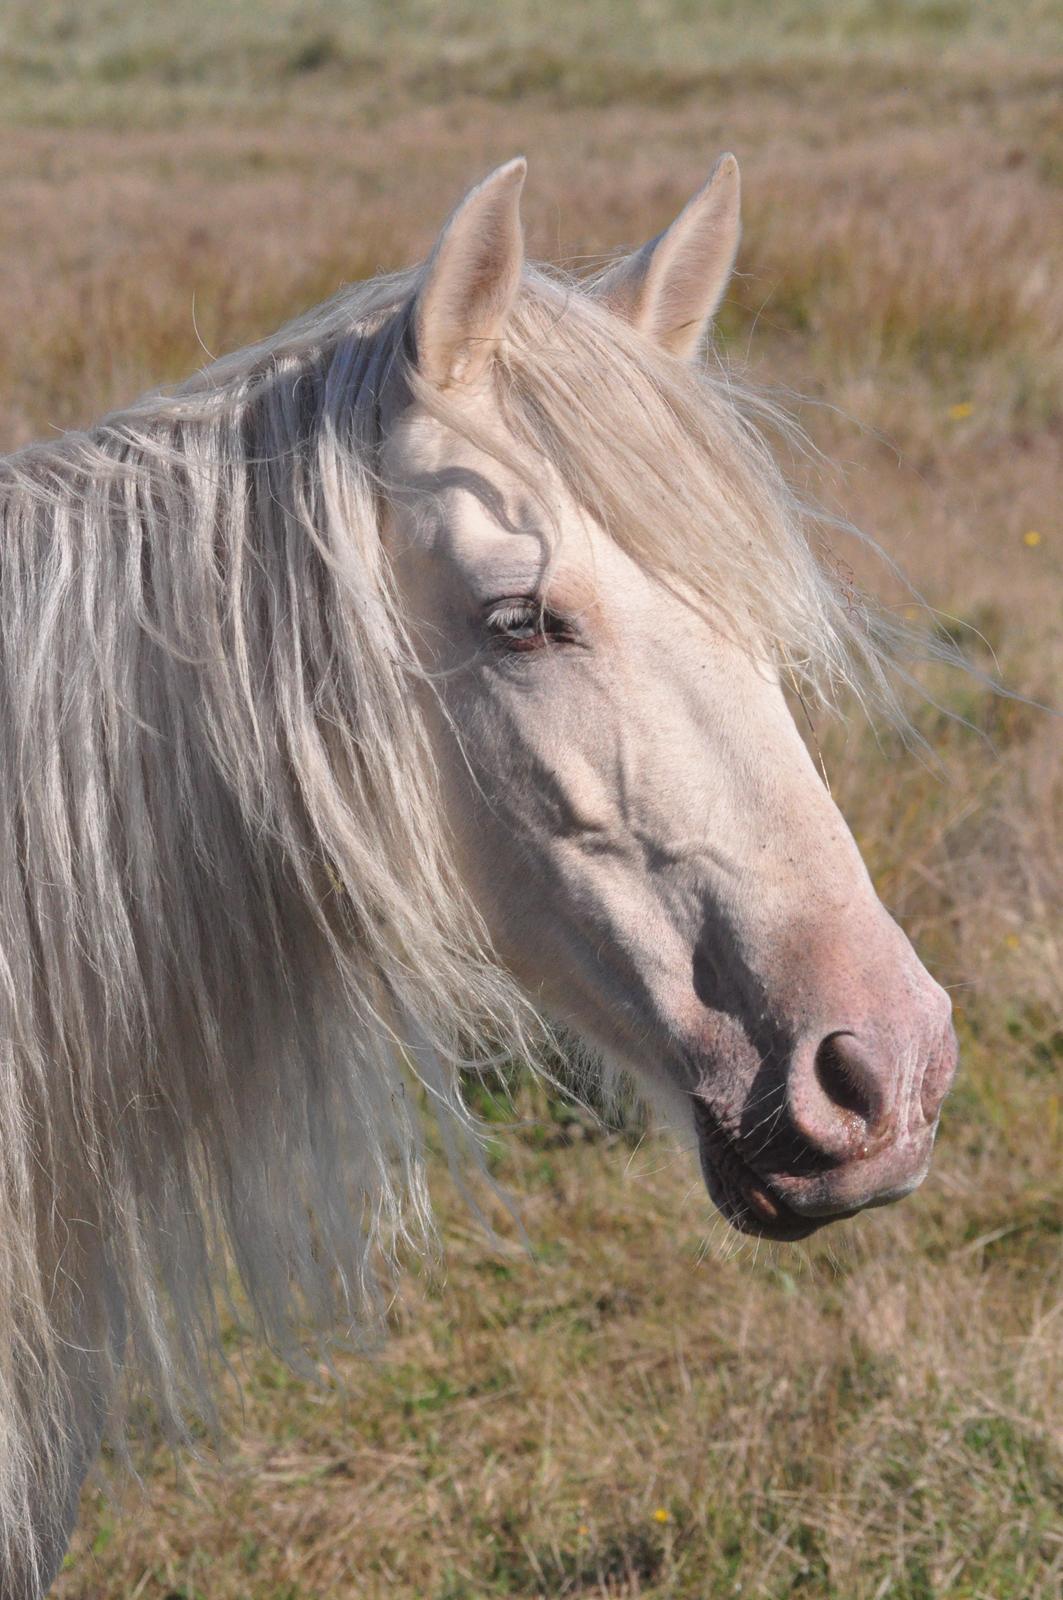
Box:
xmin=0 ymin=260 xmax=897 ymax=1576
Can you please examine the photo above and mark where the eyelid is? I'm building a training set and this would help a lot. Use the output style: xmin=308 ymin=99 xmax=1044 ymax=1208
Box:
xmin=482 ymin=594 xmax=553 ymax=625
xmin=488 ymin=598 xmax=544 ymax=627
xmin=482 ymin=594 xmax=581 ymax=647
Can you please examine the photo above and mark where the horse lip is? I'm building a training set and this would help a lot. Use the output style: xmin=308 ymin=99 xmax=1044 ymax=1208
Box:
xmin=692 ymin=1094 xmax=935 ymax=1237
xmin=691 ymin=1096 xmax=834 ymax=1242
xmin=778 ymin=1158 xmax=932 ymax=1217
xmin=710 ymin=1162 xmax=831 ymax=1242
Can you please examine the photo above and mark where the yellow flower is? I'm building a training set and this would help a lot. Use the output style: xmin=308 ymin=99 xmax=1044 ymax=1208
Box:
xmin=652 ymin=1507 xmax=672 ymax=1524
xmin=1004 ymin=933 xmax=1020 ymax=950
xmin=577 ymin=1523 xmax=589 ymax=1536
xmin=1023 ymin=530 xmax=1042 ymax=547
xmin=948 ymin=401 xmax=974 ymax=420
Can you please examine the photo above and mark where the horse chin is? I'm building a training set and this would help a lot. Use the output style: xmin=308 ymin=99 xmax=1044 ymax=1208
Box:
xmin=703 ymin=1164 xmax=840 ymax=1241
xmin=692 ymin=1098 xmax=852 ymax=1242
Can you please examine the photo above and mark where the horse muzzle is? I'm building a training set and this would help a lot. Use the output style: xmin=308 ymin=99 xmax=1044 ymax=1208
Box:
xmin=692 ymin=1006 xmax=959 ymax=1240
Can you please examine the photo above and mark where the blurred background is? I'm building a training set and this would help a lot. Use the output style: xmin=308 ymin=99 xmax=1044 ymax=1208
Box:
xmin=4 ymin=2 xmax=1059 ymax=1596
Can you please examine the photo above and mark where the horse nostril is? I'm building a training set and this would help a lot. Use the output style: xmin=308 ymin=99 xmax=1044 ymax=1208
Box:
xmin=813 ymin=1031 xmax=885 ymax=1133
xmin=920 ymin=1026 xmax=958 ymax=1124
xmin=788 ymin=1030 xmax=896 ymax=1162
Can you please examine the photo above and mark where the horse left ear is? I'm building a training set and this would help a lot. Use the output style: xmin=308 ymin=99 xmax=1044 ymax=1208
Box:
xmin=413 ymin=157 xmax=527 ymax=389
xmin=594 ymin=154 xmax=741 ymax=361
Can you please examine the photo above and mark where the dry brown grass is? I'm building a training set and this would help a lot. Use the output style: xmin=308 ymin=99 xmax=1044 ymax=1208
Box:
xmin=1 ymin=3 xmax=1059 ymax=1596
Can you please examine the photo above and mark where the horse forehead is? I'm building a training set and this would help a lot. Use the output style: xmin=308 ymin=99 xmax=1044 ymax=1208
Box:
xmin=385 ymin=403 xmax=528 ymax=492
xmin=383 ymin=405 xmax=610 ymax=579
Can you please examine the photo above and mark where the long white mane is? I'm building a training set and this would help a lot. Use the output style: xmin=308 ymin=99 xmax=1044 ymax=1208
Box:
xmin=0 ymin=260 xmax=899 ymax=1576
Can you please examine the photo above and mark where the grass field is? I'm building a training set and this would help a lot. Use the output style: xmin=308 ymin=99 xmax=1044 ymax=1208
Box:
xmin=2 ymin=2 xmax=1060 ymax=1596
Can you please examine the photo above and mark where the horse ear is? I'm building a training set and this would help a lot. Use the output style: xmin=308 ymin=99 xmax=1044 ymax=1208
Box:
xmin=413 ymin=157 xmax=527 ymax=388
xmin=594 ymin=154 xmax=741 ymax=361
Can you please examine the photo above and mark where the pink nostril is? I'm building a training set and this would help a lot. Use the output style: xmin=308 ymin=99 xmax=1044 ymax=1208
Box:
xmin=789 ymin=1031 xmax=890 ymax=1161
xmin=920 ymin=1027 xmax=958 ymax=1124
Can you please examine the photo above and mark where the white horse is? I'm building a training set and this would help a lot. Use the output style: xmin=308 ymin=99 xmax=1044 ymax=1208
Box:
xmin=0 ymin=155 xmax=956 ymax=1595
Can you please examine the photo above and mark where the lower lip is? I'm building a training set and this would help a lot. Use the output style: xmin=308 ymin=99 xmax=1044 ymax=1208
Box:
xmin=693 ymin=1099 xmax=842 ymax=1240
xmin=730 ymin=1185 xmax=826 ymax=1240
xmin=711 ymin=1152 xmax=828 ymax=1240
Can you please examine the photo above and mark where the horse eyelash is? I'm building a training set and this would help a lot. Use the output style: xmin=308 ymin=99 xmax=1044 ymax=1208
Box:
xmin=484 ymin=598 xmax=575 ymax=647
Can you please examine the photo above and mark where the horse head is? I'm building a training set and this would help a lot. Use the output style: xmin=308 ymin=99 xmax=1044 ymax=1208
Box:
xmin=382 ymin=158 xmax=957 ymax=1239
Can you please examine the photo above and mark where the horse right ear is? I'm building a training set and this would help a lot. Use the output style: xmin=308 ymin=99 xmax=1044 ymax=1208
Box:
xmin=413 ymin=158 xmax=526 ymax=390
xmin=593 ymin=154 xmax=741 ymax=361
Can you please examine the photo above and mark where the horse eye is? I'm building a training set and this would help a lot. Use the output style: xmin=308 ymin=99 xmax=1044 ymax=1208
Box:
xmin=484 ymin=599 xmax=573 ymax=652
